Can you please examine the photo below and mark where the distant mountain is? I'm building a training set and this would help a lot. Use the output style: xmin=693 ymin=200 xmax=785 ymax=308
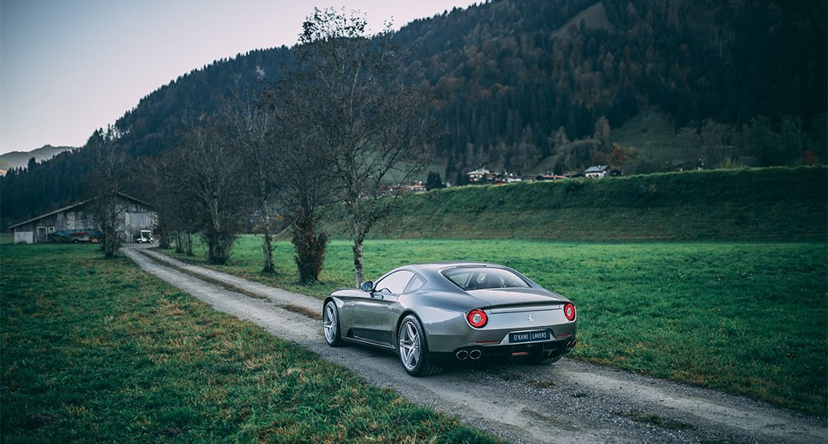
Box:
xmin=1 ymin=0 xmax=825 ymax=226
xmin=0 ymin=145 xmax=75 ymax=172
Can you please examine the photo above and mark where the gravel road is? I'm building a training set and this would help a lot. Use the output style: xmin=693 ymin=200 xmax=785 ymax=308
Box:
xmin=123 ymin=246 xmax=827 ymax=444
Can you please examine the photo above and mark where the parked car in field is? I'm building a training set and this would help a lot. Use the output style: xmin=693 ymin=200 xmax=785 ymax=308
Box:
xmin=323 ymin=262 xmax=577 ymax=376
xmin=132 ymin=230 xmax=153 ymax=243
xmin=51 ymin=229 xmax=103 ymax=244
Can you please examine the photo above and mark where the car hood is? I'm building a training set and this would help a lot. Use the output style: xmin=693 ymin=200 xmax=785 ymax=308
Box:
xmin=466 ymin=288 xmax=569 ymax=307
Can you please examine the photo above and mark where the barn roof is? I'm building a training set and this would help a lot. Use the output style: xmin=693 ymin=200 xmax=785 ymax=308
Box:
xmin=8 ymin=192 xmax=153 ymax=230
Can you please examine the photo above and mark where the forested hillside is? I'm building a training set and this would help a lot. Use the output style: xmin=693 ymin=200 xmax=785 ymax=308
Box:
xmin=2 ymin=0 xmax=825 ymax=227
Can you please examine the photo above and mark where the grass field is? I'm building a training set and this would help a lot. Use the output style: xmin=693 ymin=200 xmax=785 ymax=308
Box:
xmin=167 ymin=236 xmax=828 ymax=417
xmin=0 ymin=244 xmax=498 ymax=443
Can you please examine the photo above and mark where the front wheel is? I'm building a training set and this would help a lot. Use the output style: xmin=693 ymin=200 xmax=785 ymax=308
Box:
xmin=397 ymin=315 xmax=441 ymax=376
xmin=323 ymin=301 xmax=345 ymax=347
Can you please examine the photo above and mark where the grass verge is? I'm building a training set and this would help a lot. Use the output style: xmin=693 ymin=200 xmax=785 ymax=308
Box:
xmin=0 ymin=244 xmax=498 ymax=443
xmin=164 ymin=237 xmax=827 ymax=417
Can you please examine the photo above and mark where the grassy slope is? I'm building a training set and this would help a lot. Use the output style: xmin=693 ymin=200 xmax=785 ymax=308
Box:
xmin=323 ymin=167 xmax=827 ymax=241
xmin=0 ymin=244 xmax=497 ymax=443
xmin=611 ymin=110 xmax=680 ymax=164
xmin=169 ymin=237 xmax=827 ymax=417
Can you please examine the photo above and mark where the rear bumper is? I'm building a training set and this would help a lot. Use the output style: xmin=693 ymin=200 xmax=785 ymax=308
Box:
xmin=433 ymin=336 xmax=576 ymax=363
xmin=425 ymin=319 xmax=577 ymax=353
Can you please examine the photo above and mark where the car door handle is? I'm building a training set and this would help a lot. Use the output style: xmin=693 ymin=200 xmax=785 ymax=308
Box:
xmin=371 ymin=293 xmax=384 ymax=300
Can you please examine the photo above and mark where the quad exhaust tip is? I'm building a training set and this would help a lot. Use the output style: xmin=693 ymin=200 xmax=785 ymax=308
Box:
xmin=456 ymin=350 xmax=469 ymax=360
xmin=469 ymin=349 xmax=482 ymax=360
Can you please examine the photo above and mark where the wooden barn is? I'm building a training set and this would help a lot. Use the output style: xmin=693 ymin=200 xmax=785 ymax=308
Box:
xmin=9 ymin=192 xmax=156 ymax=244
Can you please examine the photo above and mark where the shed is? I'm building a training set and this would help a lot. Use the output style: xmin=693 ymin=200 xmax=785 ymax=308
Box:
xmin=8 ymin=192 xmax=156 ymax=244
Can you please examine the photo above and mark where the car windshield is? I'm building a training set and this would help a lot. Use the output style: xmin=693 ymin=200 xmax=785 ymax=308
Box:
xmin=442 ymin=267 xmax=529 ymax=290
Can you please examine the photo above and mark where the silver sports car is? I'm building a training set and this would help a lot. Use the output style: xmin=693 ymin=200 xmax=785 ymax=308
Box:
xmin=323 ymin=262 xmax=577 ymax=376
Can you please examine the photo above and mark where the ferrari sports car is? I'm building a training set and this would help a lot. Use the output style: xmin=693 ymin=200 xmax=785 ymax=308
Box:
xmin=323 ymin=262 xmax=577 ymax=376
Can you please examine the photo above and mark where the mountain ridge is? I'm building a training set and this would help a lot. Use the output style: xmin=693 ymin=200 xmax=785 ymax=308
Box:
xmin=0 ymin=145 xmax=75 ymax=172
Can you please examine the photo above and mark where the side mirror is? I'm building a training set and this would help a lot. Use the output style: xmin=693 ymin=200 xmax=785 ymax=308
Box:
xmin=360 ymin=281 xmax=374 ymax=292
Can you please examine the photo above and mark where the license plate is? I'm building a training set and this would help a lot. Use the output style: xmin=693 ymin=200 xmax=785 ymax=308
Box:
xmin=509 ymin=330 xmax=550 ymax=343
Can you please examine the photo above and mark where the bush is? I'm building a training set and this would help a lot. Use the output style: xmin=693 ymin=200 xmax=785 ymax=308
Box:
xmin=202 ymin=230 xmax=236 ymax=265
xmin=291 ymin=208 xmax=328 ymax=284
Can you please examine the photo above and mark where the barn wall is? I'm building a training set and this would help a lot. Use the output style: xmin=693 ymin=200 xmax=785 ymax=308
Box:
xmin=13 ymin=231 xmax=33 ymax=244
xmin=11 ymin=196 xmax=157 ymax=244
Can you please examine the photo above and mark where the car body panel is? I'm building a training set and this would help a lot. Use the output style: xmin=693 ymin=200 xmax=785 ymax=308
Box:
xmin=325 ymin=262 xmax=577 ymax=361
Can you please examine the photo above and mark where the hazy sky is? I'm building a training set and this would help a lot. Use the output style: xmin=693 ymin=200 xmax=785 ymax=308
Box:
xmin=0 ymin=0 xmax=476 ymax=154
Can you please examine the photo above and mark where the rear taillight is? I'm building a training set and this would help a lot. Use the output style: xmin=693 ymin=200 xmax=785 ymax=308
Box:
xmin=563 ymin=303 xmax=576 ymax=321
xmin=466 ymin=309 xmax=488 ymax=328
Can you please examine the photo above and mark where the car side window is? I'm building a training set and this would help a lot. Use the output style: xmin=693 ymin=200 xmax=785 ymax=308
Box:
xmin=374 ymin=271 xmax=414 ymax=294
xmin=404 ymin=274 xmax=426 ymax=293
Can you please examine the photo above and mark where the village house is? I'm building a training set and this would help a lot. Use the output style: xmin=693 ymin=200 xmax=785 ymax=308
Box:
xmin=9 ymin=192 xmax=156 ymax=244
xmin=584 ymin=165 xmax=609 ymax=178
xmin=466 ymin=168 xmax=493 ymax=183
xmin=500 ymin=172 xmax=522 ymax=183
xmin=401 ymin=181 xmax=426 ymax=193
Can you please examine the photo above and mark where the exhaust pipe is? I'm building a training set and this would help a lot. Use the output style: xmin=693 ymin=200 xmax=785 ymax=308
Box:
xmin=469 ymin=349 xmax=482 ymax=360
xmin=456 ymin=350 xmax=468 ymax=360
xmin=566 ymin=339 xmax=576 ymax=351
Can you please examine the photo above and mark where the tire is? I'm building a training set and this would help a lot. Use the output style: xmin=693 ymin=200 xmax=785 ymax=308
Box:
xmin=72 ymin=239 xmax=79 ymax=244
xmin=322 ymin=301 xmax=345 ymax=347
xmin=397 ymin=314 xmax=442 ymax=376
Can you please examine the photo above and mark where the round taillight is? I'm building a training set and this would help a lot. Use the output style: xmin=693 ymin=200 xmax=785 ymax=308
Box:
xmin=467 ymin=309 xmax=488 ymax=328
xmin=563 ymin=303 xmax=576 ymax=321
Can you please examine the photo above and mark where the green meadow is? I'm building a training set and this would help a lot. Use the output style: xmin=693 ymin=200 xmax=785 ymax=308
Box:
xmin=0 ymin=244 xmax=497 ymax=443
xmin=168 ymin=237 xmax=828 ymax=416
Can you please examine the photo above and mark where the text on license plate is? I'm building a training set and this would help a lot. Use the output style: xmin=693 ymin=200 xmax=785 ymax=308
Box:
xmin=509 ymin=330 xmax=550 ymax=343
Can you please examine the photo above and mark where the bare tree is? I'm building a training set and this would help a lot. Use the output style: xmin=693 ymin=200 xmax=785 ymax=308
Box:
xmin=85 ymin=126 xmax=126 ymax=258
xmin=135 ymin=155 xmax=199 ymax=254
xmin=294 ymin=8 xmax=433 ymax=286
xmin=171 ymin=123 xmax=247 ymax=264
xmin=267 ymin=89 xmax=335 ymax=284
xmin=222 ymin=93 xmax=280 ymax=272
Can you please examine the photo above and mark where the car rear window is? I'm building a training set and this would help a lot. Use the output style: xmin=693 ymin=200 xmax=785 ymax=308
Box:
xmin=442 ymin=267 xmax=529 ymax=290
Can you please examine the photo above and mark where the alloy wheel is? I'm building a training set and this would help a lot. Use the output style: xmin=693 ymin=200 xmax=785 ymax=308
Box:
xmin=398 ymin=321 xmax=421 ymax=371
xmin=323 ymin=303 xmax=337 ymax=344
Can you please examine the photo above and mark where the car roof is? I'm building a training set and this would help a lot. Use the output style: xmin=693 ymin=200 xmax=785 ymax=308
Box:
xmin=398 ymin=262 xmax=507 ymax=272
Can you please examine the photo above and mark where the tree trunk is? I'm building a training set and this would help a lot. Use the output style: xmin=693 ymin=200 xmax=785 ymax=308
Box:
xmin=175 ymin=232 xmax=184 ymax=253
xmin=103 ymin=226 xmax=118 ymax=258
xmin=260 ymin=198 xmax=275 ymax=273
xmin=352 ymin=228 xmax=364 ymax=287
xmin=262 ymin=231 xmax=275 ymax=273
xmin=185 ymin=233 xmax=194 ymax=256
xmin=351 ymin=200 xmax=367 ymax=287
xmin=158 ymin=224 xmax=171 ymax=249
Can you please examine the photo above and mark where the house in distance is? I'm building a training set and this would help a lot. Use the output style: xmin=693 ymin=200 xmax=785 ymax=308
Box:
xmin=8 ymin=192 xmax=156 ymax=244
xmin=585 ymin=165 xmax=610 ymax=178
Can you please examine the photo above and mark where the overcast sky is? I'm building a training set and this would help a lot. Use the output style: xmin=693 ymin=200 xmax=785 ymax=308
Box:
xmin=0 ymin=0 xmax=476 ymax=155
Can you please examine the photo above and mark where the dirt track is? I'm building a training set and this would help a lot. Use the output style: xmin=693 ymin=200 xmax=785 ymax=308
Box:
xmin=123 ymin=245 xmax=827 ymax=444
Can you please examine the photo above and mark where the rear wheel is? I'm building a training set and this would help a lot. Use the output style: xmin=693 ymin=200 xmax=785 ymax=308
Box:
xmin=397 ymin=315 xmax=441 ymax=376
xmin=323 ymin=301 xmax=345 ymax=347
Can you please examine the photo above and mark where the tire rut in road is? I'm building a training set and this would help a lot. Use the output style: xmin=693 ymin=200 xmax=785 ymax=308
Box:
xmin=123 ymin=247 xmax=827 ymax=444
